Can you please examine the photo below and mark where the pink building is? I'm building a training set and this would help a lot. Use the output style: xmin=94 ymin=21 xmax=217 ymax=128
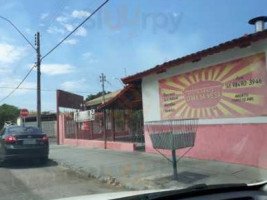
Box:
xmin=122 ymin=23 xmax=267 ymax=168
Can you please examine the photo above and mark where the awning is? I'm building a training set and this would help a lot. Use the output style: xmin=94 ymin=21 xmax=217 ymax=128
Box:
xmin=98 ymin=84 xmax=142 ymax=110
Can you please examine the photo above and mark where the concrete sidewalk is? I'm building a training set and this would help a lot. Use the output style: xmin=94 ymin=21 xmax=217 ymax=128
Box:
xmin=49 ymin=144 xmax=267 ymax=190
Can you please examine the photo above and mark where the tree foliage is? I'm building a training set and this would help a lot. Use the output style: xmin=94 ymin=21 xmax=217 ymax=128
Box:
xmin=85 ymin=91 xmax=111 ymax=101
xmin=0 ymin=104 xmax=20 ymax=128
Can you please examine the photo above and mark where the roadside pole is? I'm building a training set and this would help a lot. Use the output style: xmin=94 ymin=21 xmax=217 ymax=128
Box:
xmin=100 ymin=73 xmax=107 ymax=149
xmin=36 ymin=32 xmax=42 ymax=129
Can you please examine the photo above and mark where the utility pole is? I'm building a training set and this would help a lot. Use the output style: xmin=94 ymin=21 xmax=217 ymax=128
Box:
xmin=100 ymin=73 xmax=106 ymax=104
xmin=35 ymin=32 xmax=41 ymax=129
xmin=100 ymin=73 xmax=107 ymax=148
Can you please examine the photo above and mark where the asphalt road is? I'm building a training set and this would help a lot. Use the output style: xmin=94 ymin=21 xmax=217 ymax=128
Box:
xmin=0 ymin=160 xmax=124 ymax=200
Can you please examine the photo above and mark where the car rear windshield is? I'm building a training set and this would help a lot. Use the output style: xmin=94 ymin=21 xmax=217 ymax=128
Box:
xmin=7 ymin=127 xmax=43 ymax=135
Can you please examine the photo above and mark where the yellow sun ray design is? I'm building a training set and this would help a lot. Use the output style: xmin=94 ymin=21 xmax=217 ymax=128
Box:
xmin=208 ymin=69 xmax=213 ymax=80
xmin=193 ymin=73 xmax=199 ymax=82
xmin=212 ymin=67 xmax=220 ymax=80
xmin=161 ymin=88 xmax=183 ymax=95
xmin=165 ymin=103 xmax=186 ymax=119
xmin=216 ymin=103 xmax=232 ymax=116
xmin=206 ymin=108 xmax=212 ymax=117
xmin=174 ymin=103 xmax=188 ymax=118
xmin=220 ymin=99 xmax=252 ymax=115
xmin=190 ymin=109 xmax=196 ymax=118
xmin=216 ymin=64 xmax=235 ymax=81
xmin=166 ymin=99 xmax=186 ymax=113
xmin=179 ymin=76 xmax=191 ymax=87
xmin=196 ymin=109 xmax=201 ymax=118
xmin=166 ymin=81 xmax=185 ymax=91
xmin=188 ymin=74 xmax=196 ymax=84
xmin=201 ymin=108 xmax=206 ymax=117
xmin=221 ymin=62 xmax=261 ymax=83
xmin=183 ymin=107 xmax=191 ymax=118
xmin=201 ymin=69 xmax=206 ymax=81
xmin=213 ymin=109 xmax=219 ymax=117
xmin=222 ymin=93 xmax=264 ymax=105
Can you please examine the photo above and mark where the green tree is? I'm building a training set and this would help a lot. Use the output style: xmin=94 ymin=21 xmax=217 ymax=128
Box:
xmin=0 ymin=104 xmax=20 ymax=128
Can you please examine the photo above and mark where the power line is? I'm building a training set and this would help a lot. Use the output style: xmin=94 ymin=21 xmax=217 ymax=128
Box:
xmin=41 ymin=0 xmax=109 ymax=61
xmin=64 ymin=0 xmax=98 ymax=31
xmin=0 ymin=65 xmax=36 ymax=103
xmin=0 ymin=16 xmax=36 ymax=50
xmin=0 ymin=87 xmax=92 ymax=94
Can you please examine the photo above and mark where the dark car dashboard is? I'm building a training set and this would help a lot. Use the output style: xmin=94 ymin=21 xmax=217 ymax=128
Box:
xmin=117 ymin=182 xmax=267 ymax=200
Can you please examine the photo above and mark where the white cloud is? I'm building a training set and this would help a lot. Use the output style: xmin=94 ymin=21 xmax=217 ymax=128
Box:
xmin=39 ymin=64 xmax=75 ymax=75
xmin=71 ymin=10 xmax=90 ymax=18
xmin=0 ymin=77 xmax=36 ymax=98
xmin=0 ymin=67 xmax=9 ymax=73
xmin=25 ymin=28 xmax=32 ymax=34
xmin=63 ymin=39 xmax=78 ymax=45
xmin=56 ymin=16 xmax=68 ymax=23
xmin=47 ymin=26 xmax=65 ymax=34
xmin=64 ymin=24 xmax=74 ymax=32
xmin=82 ymin=52 xmax=93 ymax=58
xmin=64 ymin=24 xmax=87 ymax=36
xmin=61 ymin=79 xmax=87 ymax=91
xmin=0 ymin=44 xmax=27 ymax=64
xmin=41 ymin=13 xmax=49 ymax=20
xmin=75 ymin=27 xmax=87 ymax=36
xmin=39 ymin=23 xmax=45 ymax=27
xmin=82 ymin=52 xmax=98 ymax=63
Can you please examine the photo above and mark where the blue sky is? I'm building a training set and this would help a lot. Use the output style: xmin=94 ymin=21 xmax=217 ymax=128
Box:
xmin=0 ymin=0 xmax=266 ymax=112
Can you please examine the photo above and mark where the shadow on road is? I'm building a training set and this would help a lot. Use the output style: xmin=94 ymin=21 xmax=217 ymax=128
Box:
xmin=2 ymin=159 xmax=58 ymax=169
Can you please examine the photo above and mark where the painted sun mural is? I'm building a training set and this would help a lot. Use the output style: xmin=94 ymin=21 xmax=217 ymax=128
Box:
xmin=159 ymin=53 xmax=267 ymax=119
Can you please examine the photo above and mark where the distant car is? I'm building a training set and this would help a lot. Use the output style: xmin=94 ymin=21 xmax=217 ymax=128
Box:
xmin=0 ymin=125 xmax=49 ymax=165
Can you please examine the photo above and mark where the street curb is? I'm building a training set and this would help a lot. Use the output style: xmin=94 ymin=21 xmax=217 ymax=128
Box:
xmin=51 ymin=158 xmax=147 ymax=191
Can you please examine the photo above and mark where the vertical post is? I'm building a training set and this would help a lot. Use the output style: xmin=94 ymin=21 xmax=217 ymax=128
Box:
xmin=172 ymin=149 xmax=178 ymax=180
xmin=36 ymin=32 xmax=42 ymax=129
xmin=111 ymin=109 xmax=115 ymax=141
xmin=75 ymin=110 xmax=78 ymax=146
xmin=56 ymin=90 xmax=60 ymax=145
xmin=100 ymin=73 xmax=107 ymax=149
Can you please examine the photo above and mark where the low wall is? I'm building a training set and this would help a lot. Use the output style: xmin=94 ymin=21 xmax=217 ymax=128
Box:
xmin=145 ymin=123 xmax=267 ymax=169
xmin=63 ymin=139 xmax=136 ymax=151
xmin=58 ymin=114 xmax=136 ymax=151
xmin=25 ymin=121 xmax=57 ymax=138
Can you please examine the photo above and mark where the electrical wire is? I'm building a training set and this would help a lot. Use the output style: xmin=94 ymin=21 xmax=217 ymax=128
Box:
xmin=0 ymin=87 xmax=92 ymax=94
xmin=0 ymin=0 xmax=109 ymax=103
xmin=41 ymin=0 xmax=109 ymax=61
xmin=0 ymin=65 xmax=36 ymax=103
xmin=0 ymin=16 xmax=36 ymax=50
xmin=64 ymin=0 xmax=98 ymax=31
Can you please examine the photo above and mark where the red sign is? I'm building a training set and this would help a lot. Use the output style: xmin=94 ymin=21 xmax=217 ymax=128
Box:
xmin=20 ymin=109 xmax=29 ymax=117
xmin=83 ymin=121 xmax=90 ymax=131
xmin=159 ymin=53 xmax=267 ymax=119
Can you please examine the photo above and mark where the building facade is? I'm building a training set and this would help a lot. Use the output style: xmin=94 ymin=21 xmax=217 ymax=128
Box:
xmin=122 ymin=29 xmax=267 ymax=168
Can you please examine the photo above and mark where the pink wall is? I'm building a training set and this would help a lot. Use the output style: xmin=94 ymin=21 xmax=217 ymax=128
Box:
xmin=58 ymin=115 xmax=65 ymax=145
xmin=63 ymin=138 xmax=136 ymax=151
xmin=145 ymin=123 xmax=267 ymax=169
